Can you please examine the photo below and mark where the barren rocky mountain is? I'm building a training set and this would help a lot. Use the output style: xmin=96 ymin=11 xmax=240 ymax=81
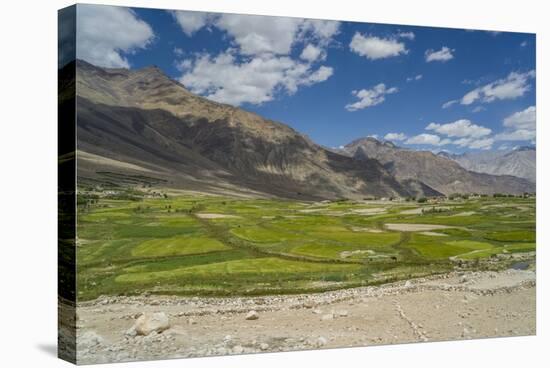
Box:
xmin=343 ymin=138 xmax=535 ymax=195
xmin=440 ymin=147 xmax=536 ymax=183
xmin=71 ymin=60 xmax=437 ymax=200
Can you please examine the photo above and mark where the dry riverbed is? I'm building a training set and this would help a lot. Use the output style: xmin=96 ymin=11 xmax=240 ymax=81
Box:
xmin=73 ymin=268 xmax=536 ymax=364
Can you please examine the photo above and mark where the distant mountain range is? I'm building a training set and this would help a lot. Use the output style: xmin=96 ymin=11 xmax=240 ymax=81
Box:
xmin=340 ymin=137 xmax=534 ymax=196
xmin=66 ymin=60 xmax=535 ymax=199
xmin=438 ymin=147 xmax=535 ymax=183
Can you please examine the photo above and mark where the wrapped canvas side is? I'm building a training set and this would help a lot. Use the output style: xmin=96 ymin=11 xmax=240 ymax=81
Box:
xmin=58 ymin=5 xmax=77 ymax=364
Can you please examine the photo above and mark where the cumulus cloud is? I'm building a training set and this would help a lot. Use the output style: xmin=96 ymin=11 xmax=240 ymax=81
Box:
xmin=503 ymin=105 xmax=536 ymax=131
xmin=215 ymin=14 xmax=304 ymax=56
xmin=171 ymin=10 xmax=214 ymax=36
xmin=453 ymin=137 xmax=494 ymax=150
xmin=425 ymin=46 xmax=454 ymax=62
xmin=426 ymin=119 xmax=492 ymax=138
xmin=300 ymin=44 xmax=324 ymax=62
xmin=349 ymin=33 xmax=408 ymax=60
xmin=300 ymin=19 xmax=341 ymax=45
xmin=180 ymin=51 xmax=333 ymax=105
xmin=76 ymin=5 xmax=154 ymax=68
xmin=397 ymin=31 xmax=415 ymax=40
xmin=495 ymin=106 xmax=536 ymax=141
xmin=460 ymin=70 xmax=535 ymax=105
xmin=345 ymin=84 xmax=398 ymax=111
xmin=494 ymin=129 xmax=535 ymax=141
xmin=384 ymin=132 xmax=407 ymax=141
xmin=406 ymin=74 xmax=423 ymax=82
xmin=171 ymin=14 xmax=340 ymax=106
xmin=405 ymin=134 xmax=450 ymax=146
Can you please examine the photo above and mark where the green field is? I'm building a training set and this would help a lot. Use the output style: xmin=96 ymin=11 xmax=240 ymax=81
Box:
xmin=76 ymin=193 xmax=536 ymax=300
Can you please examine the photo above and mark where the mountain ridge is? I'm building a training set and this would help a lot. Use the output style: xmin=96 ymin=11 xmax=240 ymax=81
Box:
xmin=342 ymin=137 xmax=535 ymax=195
xmin=71 ymin=60 xmax=441 ymax=200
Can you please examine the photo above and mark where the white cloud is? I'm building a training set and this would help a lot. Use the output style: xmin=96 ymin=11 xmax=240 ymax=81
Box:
xmin=406 ymin=74 xmax=423 ymax=82
xmin=300 ymin=44 xmax=324 ymax=62
xmin=442 ymin=100 xmax=458 ymax=109
xmin=503 ymin=105 xmax=536 ymax=131
xmin=384 ymin=132 xmax=407 ymax=141
xmin=180 ymin=51 xmax=333 ymax=106
xmin=171 ymin=10 xmax=214 ymax=36
xmin=425 ymin=46 xmax=454 ymax=62
xmin=453 ymin=137 xmax=494 ymax=150
xmin=216 ymin=14 xmax=303 ymax=56
xmin=76 ymin=5 xmax=154 ymax=68
xmin=460 ymin=70 xmax=535 ymax=105
xmin=426 ymin=119 xmax=491 ymax=138
xmin=405 ymin=133 xmax=450 ymax=146
xmin=397 ymin=32 xmax=415 ymax=40
xmin=495 ymin=130 xmax=536 ymax=141
xmin=300 ymin=19 xmax=341 ymax=44
xmin=175 ymin=59 xmax=193 ymax=71
xmin=349 ymin=33 xmax=408 ymax=60
xmin=472 ymin=106 xmax=486 ymax=113
xmin=345 ymin=83 xmax=398 ymax=111
xmin=495 ymin=106 xmax=536 ymax=141
xmin=172 ymin=14 xmax=340 ymax=106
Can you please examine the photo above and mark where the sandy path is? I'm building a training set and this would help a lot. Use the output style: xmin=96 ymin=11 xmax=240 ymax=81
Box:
xmin=73 ymin=269 xmax=536 ymax=364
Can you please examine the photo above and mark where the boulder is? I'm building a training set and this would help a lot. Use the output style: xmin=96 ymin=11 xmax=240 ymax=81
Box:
xmin=245 ymin=310 xmax=259 ymax=320
xmin=316 ymin=336 xmax=328 ymax=347
xmin=78 ymin=331 xmax=104 ymax=348
xmin=133 ymin=312 xmax=170 ymax=336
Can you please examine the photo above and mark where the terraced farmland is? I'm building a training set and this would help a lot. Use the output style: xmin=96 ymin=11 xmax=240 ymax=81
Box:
xmin=76 ymin=194 xmax=535 ymax=300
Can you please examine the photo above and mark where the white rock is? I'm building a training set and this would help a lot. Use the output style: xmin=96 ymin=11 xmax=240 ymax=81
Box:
xmin=321 ymin=313 xmax=334 ymax=321
xmin=79 ymin=331 xmax=104 ymax=348
xmin=233 ymin=345 xmax=244 ymax=354
xmin=133 ymin=312 xmax=170 ymax=336
xmin=124 ymin=326 xmax=137 ymax=337
xmin=316 ymin=336 xmax=328 ymax=347
xmin=245 ymin=311 xmax=259 ymax=320
xmin=335 ymin=310 xmax=349 ymax=317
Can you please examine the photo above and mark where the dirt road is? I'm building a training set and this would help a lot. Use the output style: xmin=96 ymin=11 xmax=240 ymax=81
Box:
xmin=74 ymin=269 xmax=536 ymax=364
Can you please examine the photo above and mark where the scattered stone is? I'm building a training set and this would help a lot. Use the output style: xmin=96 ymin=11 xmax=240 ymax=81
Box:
xmin=303 ymin=300 xmax=315 ymax=309
xmin=124 ymin=327 xmax=137 ymax=337
xmin=312 ymin=309 xmax=322 ymax=314
xmin=79 ymin=331 xmax=104 ymax=348
xmin=316 ymin=336 xmax=328 ymax=347
xmin=260 ymin=343 xmax=269 ymax=351
xmin=133 ymin=312 xmax=170 ymax=336
xmin=335 ymin=310 xmax=349 ymax=317
xmin=321 ymin=313 xmax=334 ymax=321
xmin=233 ymin=345 xmax=244 ymax=354
xmin=188 ymin=318 xmax=197 ymax=325
xmin=245 ymin=311 xmax=259 ymax=320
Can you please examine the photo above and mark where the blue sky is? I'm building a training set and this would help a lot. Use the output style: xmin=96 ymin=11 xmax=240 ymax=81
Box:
xmin=74 ymin=4 xmax=536 ymax=152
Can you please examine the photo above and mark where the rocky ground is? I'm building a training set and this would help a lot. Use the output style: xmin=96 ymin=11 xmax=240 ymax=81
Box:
xmin=72 ymin=268 xmax=536 ymax=364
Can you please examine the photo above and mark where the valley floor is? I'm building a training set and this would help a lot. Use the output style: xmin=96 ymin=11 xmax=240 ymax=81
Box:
xmin=72 ymin=268 xmax=535 ymax=364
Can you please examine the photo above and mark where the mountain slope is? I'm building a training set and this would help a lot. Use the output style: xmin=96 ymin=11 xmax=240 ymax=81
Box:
xmin=343 ymin=138 xmax=535 ymax=195
xmin=441 ymin=147 xmax=536 ymax=183
xmin=71 ymin=60 xmax=435 ymax=200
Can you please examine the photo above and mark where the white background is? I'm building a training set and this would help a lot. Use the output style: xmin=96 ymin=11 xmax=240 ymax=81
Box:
xmin=0 ymin=0 xmax=547 ymax=366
